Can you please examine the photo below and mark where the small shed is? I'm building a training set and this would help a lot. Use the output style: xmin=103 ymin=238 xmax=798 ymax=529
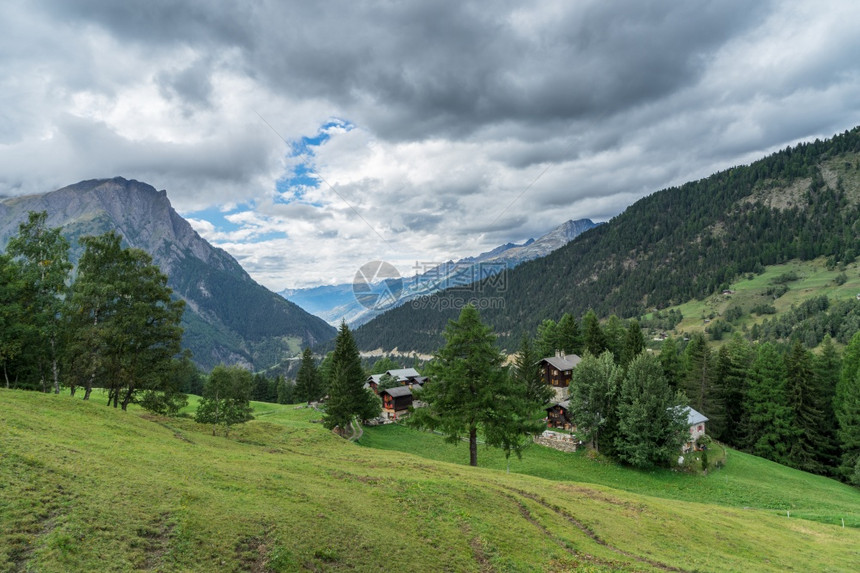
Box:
xmin=679 ymin=406 xmax=709 ymax=452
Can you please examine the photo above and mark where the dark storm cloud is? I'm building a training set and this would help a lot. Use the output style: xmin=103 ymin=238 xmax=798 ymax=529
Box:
xmin=37 ymin=0 xmax=767 ymax=142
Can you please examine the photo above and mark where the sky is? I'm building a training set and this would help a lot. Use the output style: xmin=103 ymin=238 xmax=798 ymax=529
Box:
xmin=2 ymin=1 xmax=860 ymax=290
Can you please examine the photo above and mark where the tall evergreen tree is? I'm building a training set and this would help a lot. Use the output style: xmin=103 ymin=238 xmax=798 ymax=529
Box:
xmin=837 ymin=332 xmax=860 ymax=413
xmin=411 ymin=305 xmax=539 ymax=466
xmin=557 ymin=313 xmax=583 ymax=355
xmin=569 ymin=351 xmax=621 ymax=453
xmin=784 ymin=341 xmax=825 ymax=473
xmin=836 ymin=333 xmax=860 ymax=481
xmin=295 ymin=347 xmax=323 ymax=403
xmin=658 ymin=336 xmax=684 ymax=390
xmin=582 ymin=310 xmax=607 ymax=358
xmin=512 ymin=333 xmax=553 ymax=407
xmin=6 ymin=211 xmax=71 ymax=394
xmin=535 ymin=318 xmax=561 ymax=359
xmin=603 ymin=315 xmax=625 ymax=363
xmin=836 ymin=369 xmax=860 ymax=484
xmin=713 ymin=334 xmax=751 ymax=447
xmin=743 ymin=343 xmax=793 ymax=464
xmin=684 ymin=333 xmax=722 ymax=436
xmin=614 ymin=353 xmax=687 ymax=469
xmin=620 ymin=319 xmax=645 ymax=367
xmin=323 ymin=322 xmax=379 ymax=432
xmin=812 ymin=336 xmax=842 ymax=474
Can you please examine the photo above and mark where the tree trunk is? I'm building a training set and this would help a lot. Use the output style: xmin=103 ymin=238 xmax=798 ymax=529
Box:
xmin=51 ymin=336 xmax=60 ymax=394
xmin=121 ymin=387 xmax=134 ymax=411
xmin=4 ymin=365 xmax=9 ymax=389
xmin=84 ymin=386 xmax=92 ymax=400
xmin=469 ymin=427 xmax=478 ymax=467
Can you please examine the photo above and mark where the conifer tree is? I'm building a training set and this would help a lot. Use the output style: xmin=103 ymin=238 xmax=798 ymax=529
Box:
xmin=684 ymin=333 xmax=722 ymax=436
xmin=620 ymin=319 xmax=645 ymax=367
xmin=658 ymin=336 xmax=684 ymax=390
xmin=323 ymin=322 xmax=379 ymax=433
xmin=582 ymin=310 xmax=607 ymax=358
xmin=603 ymin=315 xmax=625 ymax=362
xmin=785 ymin=341 xmax=825 ymax=473
xmin=743 ymin=343 xmax=793 ymax=464
xmin=412 ymin=305 xmax=542 ymax=466
xmin=512 ymin=333 xmax=553 ymax=407
xmin=557 ymin=313 xmax=583 ymax=355
xmin=295 ymin=347 xmax=323 ymax=403
xmin=812 ymin=336 xmax=842 ymax=473
xmin=837 ymin=333 xmax=860 ymax=481
xmin=713 ymin=334 xmax=751 ymax=447
xmin=535 ymin=318 xmax=561 ymax=358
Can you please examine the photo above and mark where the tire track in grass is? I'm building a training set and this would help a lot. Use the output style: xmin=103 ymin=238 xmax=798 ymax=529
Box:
xmin=500 ymin=486 xmax=691 ymax=573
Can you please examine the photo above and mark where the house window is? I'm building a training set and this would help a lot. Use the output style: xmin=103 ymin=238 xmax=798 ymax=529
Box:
xmin=698 ymin=425 xmax=704 ymax=432
xmin=553 ymin=369 xmax=559 ymax=375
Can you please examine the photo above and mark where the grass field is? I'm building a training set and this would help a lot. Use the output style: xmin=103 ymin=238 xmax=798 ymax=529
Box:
xmin=359 ymin=424 xmax=860 ymax=527
xmin=2 ymin=389 xmax=860 ymax=572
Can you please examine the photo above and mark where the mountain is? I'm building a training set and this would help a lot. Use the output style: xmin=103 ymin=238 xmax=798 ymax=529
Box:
xmin=0 ymin=177 xmax=336 ymax=370
xmin=282 ymin=218 xmax=598 ymax=327
xmin=354 ymin=127 xmax=860 ymax=353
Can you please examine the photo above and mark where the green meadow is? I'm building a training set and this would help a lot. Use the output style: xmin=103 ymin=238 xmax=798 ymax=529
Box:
xmin=2 ymin=389 xmax=859 ymax=572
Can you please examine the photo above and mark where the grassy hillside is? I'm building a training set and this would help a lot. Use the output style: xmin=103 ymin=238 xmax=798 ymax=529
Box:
xmin=2 ymin=390 xmax=860 ymax=572
xmin=359 ymin=424 xmax=860 ymax=527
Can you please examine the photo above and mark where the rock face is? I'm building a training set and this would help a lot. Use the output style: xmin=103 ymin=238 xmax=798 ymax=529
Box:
xmin=282 ymin=218 xmax=599 ymax=327
xmin=0 ymin=177 xmax=335 ymax=370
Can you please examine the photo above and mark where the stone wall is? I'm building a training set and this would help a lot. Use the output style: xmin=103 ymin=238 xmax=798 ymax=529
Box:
xmin=534 ymin=430 xmax=579 ymax=453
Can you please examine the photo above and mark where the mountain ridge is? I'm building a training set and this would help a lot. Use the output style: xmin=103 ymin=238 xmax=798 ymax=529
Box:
xmin=0 ymin=177 xmax=336 ymax=370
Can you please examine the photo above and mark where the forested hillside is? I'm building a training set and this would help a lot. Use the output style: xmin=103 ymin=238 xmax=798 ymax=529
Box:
xmin=355 ymin=127 xmax=860 ymax=353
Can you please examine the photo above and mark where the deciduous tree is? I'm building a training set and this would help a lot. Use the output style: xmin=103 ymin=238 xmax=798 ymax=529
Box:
xmin=569 ymin=351 xmax=621 ymax=453
xmin=195 ymin=364 xmax=253 ymax=435
xmin=614 ymin=353 xmax=687 ymax=469
xmin=6 ymin=211 xmax=71 ymax=394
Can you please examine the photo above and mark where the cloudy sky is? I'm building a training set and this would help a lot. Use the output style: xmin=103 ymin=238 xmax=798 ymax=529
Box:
xmin=2 ymin=1 xmax=860 ymax=290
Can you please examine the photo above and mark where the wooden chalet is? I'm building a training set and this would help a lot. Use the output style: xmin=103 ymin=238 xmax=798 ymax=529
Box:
xmin=380 ymin=386 xmax=413 ymax=419
xmin=546 ymin=400 xmax=573 ymax=430
xmin=366 ymin=367 xmax=425 ymax=394
xmin=539 ymin=352 xmax=582 ymax=389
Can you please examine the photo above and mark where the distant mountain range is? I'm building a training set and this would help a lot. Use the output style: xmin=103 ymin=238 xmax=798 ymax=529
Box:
xmin=281 ymin=218 xmax=599 ymax=327
xmin=0 ymin=177 xmax=336 ymax=370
